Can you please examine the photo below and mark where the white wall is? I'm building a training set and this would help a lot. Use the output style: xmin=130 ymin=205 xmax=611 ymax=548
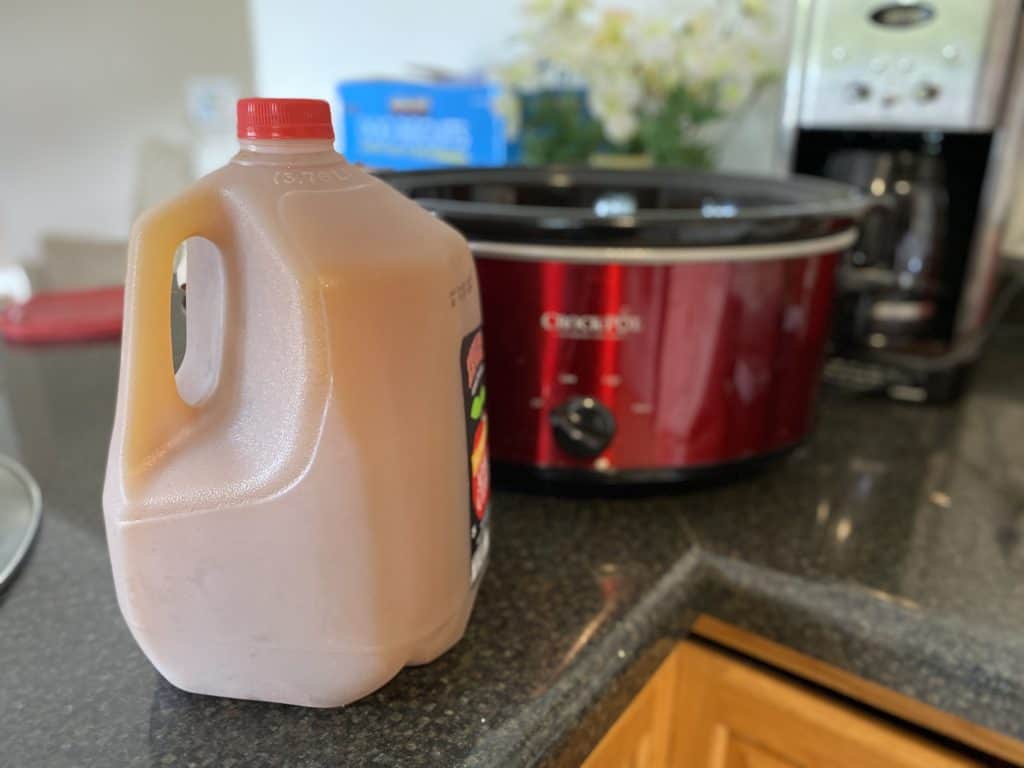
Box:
xmin=0 ymin=0 xmax=252 ymax=266
xmin=250 ymin=0 xmax=521 ymax=102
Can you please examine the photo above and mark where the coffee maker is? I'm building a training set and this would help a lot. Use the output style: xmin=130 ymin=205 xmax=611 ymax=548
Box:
xmin=778 ymin=0 xmax=1024 ymax=401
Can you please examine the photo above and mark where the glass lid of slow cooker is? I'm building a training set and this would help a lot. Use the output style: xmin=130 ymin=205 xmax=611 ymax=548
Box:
xmin=380 ymin=167 xmax=867 ymax=248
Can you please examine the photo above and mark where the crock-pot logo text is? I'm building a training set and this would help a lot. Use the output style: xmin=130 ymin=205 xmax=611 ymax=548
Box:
xmin=539 ymin=310 xmax=644 ymax=340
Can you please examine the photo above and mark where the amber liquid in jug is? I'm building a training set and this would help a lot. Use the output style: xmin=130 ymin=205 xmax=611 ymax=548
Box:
xmin=103 ymin=98 xmax=491 ymax=707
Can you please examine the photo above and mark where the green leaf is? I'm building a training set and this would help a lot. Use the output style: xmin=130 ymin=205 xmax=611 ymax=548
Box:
xmin=636 ymin=85 xmax=718 ymax=168
xmin=520 ymin=90 xmax=604 ymax=165
xmin=517 ymin=86 xmax=716 ymax=168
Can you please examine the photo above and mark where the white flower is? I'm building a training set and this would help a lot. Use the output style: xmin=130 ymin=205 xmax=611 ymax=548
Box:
xmin=705 ymin=30 xmax=771 ymax=113
xmin=718 ymin=74 xmax=753 ymax=111
xmin=491 ymin=0 xmax=784 ymax=155
xmin=629 ymin=15 xmax=684 ymax=91
xmin=493 ymin=88 xmax=523 ymax=140
xmin=587 ymin=74 xmax=643 ymax=115
xmin=682 ymin=7 xmax=716 ymax=40
xmin=524 ymin=0 xmax=592 ymax=22
xmin=740 ymin=0 xmax=774 ymax=28
xmin=588 ymin=74 xmax=643 ymax=144
xmin=603 ymin=110 xmax=639 ymax=145
xmin=498 ymin=58 xmax=541 ymax=89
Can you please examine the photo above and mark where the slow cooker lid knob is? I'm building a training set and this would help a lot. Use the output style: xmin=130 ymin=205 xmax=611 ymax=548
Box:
xmin=549 ymin=396 xmax=616 ymax=459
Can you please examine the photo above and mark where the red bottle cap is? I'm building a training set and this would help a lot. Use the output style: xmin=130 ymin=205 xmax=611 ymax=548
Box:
xmin=236 ymin=98 xmax=334 ymax=140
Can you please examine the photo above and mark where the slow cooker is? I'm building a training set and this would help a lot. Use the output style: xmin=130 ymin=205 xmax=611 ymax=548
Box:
xmin=383 ymin=168 xmax=866 ymax=484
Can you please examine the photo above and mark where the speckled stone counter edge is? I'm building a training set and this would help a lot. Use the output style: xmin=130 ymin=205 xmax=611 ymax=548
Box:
xmin=538 ymin=551 xmax=1024 ymax=766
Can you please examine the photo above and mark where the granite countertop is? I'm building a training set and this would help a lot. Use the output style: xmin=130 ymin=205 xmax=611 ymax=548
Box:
xmin=1 ymin=308 xmax=1023 ymax=767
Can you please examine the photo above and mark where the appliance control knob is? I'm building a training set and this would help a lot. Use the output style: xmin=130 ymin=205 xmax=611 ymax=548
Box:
xmin=550 ymin=396 xmax=616 ymax=458
xmin=844 ymin=82 xmax=872 ymax=103
xmin=914 ymin=82 xmax=941 ymax=103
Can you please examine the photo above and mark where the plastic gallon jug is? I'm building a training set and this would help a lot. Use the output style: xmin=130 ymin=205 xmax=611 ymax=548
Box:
xmin=103 ymin=98 xmax=491 ymax=707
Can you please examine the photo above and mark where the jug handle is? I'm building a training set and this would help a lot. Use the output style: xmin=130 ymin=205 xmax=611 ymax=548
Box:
xmin=120 ymin=183 xmax=227 ymax=474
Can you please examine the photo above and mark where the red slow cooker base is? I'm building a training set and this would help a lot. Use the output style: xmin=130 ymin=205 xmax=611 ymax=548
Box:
xmin=491 ymin=441 xmax=801 ymax=491
xmin=476 ymin=251 xmax=840 ymax=476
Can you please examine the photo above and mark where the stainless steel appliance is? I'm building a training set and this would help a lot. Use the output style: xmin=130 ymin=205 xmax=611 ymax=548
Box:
xmin=779 ymin=0 xmax=1024 ymax=401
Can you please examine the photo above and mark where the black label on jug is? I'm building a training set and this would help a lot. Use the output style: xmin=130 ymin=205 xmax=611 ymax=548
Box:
xmin=460 ymin=326 xmax=490 ymax=586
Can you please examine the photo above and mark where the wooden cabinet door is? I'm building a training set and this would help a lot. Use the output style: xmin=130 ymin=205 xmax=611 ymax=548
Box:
xmin=670 ymin=642 xmax=980 ymax=768
xmin=582 ymin=650 xmax=679 ymax=768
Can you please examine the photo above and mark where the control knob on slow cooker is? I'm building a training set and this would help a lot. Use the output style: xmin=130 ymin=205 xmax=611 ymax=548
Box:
xmin=549 ymin=396 xmax=616 ymax=459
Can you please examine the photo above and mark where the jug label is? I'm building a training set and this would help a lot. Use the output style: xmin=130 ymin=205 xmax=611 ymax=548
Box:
xmin=461 ymin=326 xmax=491 ymax=586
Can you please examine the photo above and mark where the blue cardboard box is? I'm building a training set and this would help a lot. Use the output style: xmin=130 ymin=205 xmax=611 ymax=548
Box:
xmin=338 ymin=79 xmax=510 ymax=170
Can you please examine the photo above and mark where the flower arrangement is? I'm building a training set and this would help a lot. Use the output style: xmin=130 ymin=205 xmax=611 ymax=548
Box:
xmin=496 ymin=0 xmax=782 ymax=168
